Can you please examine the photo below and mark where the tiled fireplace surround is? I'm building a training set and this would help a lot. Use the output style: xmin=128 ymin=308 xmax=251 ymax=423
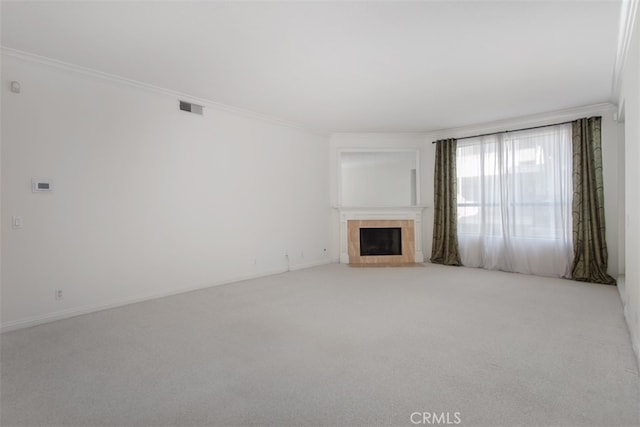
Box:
xmin=339 ymin=208 xmax=425 ymax=265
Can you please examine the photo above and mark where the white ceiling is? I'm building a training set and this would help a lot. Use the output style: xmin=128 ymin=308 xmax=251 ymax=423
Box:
xmin=1 ymin=1 xmax=622 ymax=133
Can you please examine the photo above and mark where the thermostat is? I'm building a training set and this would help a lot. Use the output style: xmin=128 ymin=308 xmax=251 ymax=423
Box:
xmin=32 ymin=179 xmax=53 ymax=192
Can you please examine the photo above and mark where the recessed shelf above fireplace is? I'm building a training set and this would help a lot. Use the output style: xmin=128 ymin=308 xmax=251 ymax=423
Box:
xmin=338 ymin=149 xmax=420 ymax=208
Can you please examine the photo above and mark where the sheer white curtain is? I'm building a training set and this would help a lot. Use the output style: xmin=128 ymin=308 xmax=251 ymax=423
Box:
xmin=456 ymin=124 xmax=573 ymax=278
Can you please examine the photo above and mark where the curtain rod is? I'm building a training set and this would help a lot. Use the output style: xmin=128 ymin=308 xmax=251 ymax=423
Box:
xmin=431 ymin=118 xmax=594 ymax=144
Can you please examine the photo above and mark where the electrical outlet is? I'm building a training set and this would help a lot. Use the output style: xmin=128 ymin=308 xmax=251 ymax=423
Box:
xmin=55 ymin=289 xmax=63 ymax=301
xmin=11 ymin=216 xmax=23 ymax=229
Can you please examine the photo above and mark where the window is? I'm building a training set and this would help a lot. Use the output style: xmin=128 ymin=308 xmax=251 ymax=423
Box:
xmin=456 ymin=124 xmax=573 ymax=277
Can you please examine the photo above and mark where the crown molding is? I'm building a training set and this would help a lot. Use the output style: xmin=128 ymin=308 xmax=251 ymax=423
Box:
xmin=0 ymin=47 xmax=330 ymax=137
xmin=612 ymin=0 xmax=639 ymax=104
xmin=425 ymin=103 xmax=618 ymax=142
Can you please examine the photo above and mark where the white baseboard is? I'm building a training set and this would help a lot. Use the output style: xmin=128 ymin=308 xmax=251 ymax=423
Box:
xmin=1 ymin=260 xmax=334 ymax=334
xmin=630 ymin=324 xmax=640 ymax=372
xmin=289 ymin=258 xmax=333 ymax=271
xmin=625 ymin=311 xmax=640 ymax=371
xmin=617 ymin=275 xmax=640 ymax=370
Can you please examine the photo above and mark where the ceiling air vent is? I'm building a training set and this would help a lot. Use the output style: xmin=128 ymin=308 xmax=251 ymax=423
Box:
xmin=179 ymin=100 xmax=203 ymax=115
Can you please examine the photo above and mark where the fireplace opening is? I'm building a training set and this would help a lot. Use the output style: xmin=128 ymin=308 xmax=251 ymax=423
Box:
xmin=359 ymin=227 xmax=402 ymax=256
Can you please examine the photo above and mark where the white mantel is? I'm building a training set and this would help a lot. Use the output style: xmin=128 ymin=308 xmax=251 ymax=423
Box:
xmin=336 ymin=206 xmax=426 ymax=264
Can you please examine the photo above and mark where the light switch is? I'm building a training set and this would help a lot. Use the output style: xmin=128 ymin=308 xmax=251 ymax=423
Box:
xmin=32 ymin=179 xmax=53 ymax=192
xmin=12 ymin=216 xmax=23 ymax=229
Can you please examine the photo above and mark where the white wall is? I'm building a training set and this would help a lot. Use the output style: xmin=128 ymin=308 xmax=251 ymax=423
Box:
xmin=1 ymin=52 xmax=332 ymax=331
xmin=618 ymin=2 xmax=640 ymax=368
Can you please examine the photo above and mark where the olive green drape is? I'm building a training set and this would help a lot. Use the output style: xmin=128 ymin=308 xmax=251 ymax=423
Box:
xmin=571 ymin=117 xmax=616 ymax=285
xmin=431 ymin=139 xmax=462 ymax=266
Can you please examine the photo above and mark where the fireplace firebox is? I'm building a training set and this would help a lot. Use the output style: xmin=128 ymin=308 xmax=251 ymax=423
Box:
xmin=359 ymin=227 xmax=402 ymax=256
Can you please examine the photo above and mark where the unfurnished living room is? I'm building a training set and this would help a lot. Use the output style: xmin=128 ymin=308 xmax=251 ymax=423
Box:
xmin=1 ymin=1 xmax=640 ymax=426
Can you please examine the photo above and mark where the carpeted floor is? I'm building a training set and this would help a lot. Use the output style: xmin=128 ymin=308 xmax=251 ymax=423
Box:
xmin=1 ymin=263 xmax=639 ymax=426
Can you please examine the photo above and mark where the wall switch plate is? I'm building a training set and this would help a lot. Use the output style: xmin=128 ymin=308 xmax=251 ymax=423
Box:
xmin=55 ymin=289 xmax=63 ymax=301
xmin=32 ymin=179 xmax=53 ymax=192
xmin=11 ymin=216 xmax=23 ymax=229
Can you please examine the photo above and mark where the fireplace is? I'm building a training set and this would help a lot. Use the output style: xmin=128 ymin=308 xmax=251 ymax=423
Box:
xmin=338 ymin=207 xmax=425 ymax=265
xmin=359 ymin=227 xmax=402 ymax=256
xmin=346 ymin=219 xmax=416 ymax=265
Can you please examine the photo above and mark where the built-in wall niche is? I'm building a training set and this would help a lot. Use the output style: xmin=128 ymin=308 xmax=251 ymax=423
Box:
xmin=339 ymin=149 xmax=419 ymax=207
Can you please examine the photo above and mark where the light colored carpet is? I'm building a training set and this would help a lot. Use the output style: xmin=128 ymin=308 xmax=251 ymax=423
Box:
xmin=1 ymin=263 xmax=639 ymax=427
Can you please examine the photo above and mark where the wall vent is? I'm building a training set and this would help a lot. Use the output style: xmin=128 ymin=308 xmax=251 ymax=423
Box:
xmin=179 ymin=100 xmax=203 ymax=115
